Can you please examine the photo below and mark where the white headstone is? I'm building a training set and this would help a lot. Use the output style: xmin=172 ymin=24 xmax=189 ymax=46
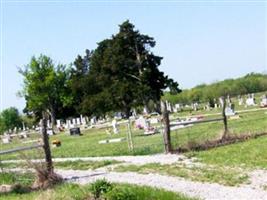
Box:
xmin=56 ymin=120 xmax=61 ymax=128
xmin=2 ymin=137 xmax=11 ymax=144
xmin=246 ymin=98 xmax=255 ymax=106
xmin=72 ymin=118 xmax=76 ymax=125
xmin=135 ymin=116 xmax=146 ymax=129
xmin=225 ymin=107 xmax=235 ymax=116
xmin=76 ymin=118 xmax=81 ymax=125
xmin=22 ymin=122 xmax=26 ymax=131
xmin=47 ymin=129 xmax=54 ymax=135
xmin=112 ymin=119 xmax=119 ymax=134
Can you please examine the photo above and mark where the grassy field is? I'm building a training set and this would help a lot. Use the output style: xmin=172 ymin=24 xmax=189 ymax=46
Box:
xmin=189 ymin=135 xmax=267 ymax=169
xmin=173 ymin=91 xmax=267 ymax=117
xmin=0 ymin=108 xmax=266 ymax=160
xmin=0 ymin=172 xmax=196 ymax=200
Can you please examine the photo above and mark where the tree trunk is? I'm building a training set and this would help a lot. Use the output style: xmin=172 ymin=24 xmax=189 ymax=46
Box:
xmin=124 ymin=107 xmax=131 ymax=119
xmin=155 ymin=101 xmax=162 ymax=114
xmin=41 ymin=113 xmax=53 ymax=173
xmin=161 ymin=101 xmax=172 ymax=153
xmin=50 ymin=106 xmax=56 ymax=131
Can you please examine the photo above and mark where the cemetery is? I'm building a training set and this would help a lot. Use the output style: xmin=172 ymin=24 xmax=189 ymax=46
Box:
xmin=2 ymin=93 xmax=266 ymax=159
xmin=1 ymin=95 xmax=267 ymax=199
xmin=1 ymin=6 xmax=267 ymax=199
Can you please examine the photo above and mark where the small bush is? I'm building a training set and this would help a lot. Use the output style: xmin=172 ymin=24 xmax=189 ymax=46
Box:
xmin=89 ymin=179 xmax=113 ymax=199
xmin=105 ymin=186 xmax=137 ymax=200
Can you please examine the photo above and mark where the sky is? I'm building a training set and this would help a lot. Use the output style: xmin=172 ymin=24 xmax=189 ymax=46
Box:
xmin=0 ymin=0 xmax=266 ymax=111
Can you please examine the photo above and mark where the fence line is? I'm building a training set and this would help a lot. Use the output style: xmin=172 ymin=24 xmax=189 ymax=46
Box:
xmin=172 ymin=117 xmax=223 ymax=126
xmin=0 ymin=144 xmax=43 ymax=155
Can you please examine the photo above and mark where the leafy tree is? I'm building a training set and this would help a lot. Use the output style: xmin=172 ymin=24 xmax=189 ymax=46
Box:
xmin=163 ymin=72 xmax=267 ymax=104
xmin=70 ymin=49 xmax=93 ymax=115
xmin=0 ymin=116 xmax=4 ymax=134
xmin=0 ymin=107 xmax=22 ymax=134
xmin=71 ymin=20 xmax=180 ymax=117
xmin=19 ymin=55 xmax=73 ymax=127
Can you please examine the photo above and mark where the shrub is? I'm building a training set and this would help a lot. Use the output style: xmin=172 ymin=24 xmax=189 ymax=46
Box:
xmin=105 ymin=186 xmax=137 ymax=200
xmin=89 ymin=179 xmax=113 ymax=199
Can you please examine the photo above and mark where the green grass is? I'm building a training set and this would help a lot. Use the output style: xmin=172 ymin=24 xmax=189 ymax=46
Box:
xmin=0 ymin=172 xmax=34 ymax=186
xmin=173 ymin=91 xmax=267 ymax=117
xmin=190 ymin=135 xmax=267 ymax=169
xmin=0 ymin=160 xmax=121 ymax=170
xmin=0 ymin=172 xmax=196 ymax=200
xmin=171 ymin=109 xmax=267 ymax=150
xmin=114 ymin=163 xmax=249 ymax=186
xmin=1 ymin=109 xmax=266 ymax=161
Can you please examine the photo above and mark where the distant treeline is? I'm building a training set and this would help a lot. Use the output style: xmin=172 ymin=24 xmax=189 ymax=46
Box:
xmin=163 ymin=73 xmax=267 ymax=104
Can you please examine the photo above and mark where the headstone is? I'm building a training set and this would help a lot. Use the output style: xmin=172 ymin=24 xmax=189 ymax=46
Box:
xmin=238 ymin=96 xmax=243 ymax=106
xmin=227 ymin=95 xmax=231 ymax=105
xmin=56 ymin=120 xmax=61 ymax=128
xmin=76 ymin=117 xmax=81 ymax=125
xmin=143 ymin=107 xmax=148 ymax=115
xmin=66 ymin=120 xmax=71 ymax=129
xmin=150 ymin=117 xmax=159 ymax=124
xmin=69 ymin=127 xmax=81 ymax=136
xmin=99 ymin=137 xmax=125 ymax=144
xmin=135 ymin=116 xmax=146 ymax=129
xmin=112 ymin=119 xmax=119 ymax=134
xmin=47 ymin=120 xmax=51 ymax=129
xmin=174 ymin=103 xmax=180 ymax=112
xmin=22 ymin=122 xmax=26 ymax=131
xmin=81 ymin=117 xmax=86 ymax=125
xmin=193 ymin=102 xmax=198 ymax=111
xmin=90 ymin=117 xmax=96 ymax=125
xmin=47 ymin=129 xmax=54 ymax=135
xmin=246 ymin=97 xmax=256 ymax=106
xmin=2 ymin=137 xmax=11 ymax=144
xmin=260 ymin=95 xmax=267 ymax=107
xmin=132 ymin=108 xmax=137 ymax=117
xmin=20 ymin=131 xmax=28 ymax=139
xmin=225 ymin=107 xmax=235 ymax=116
xmin=165 ymin=100 xmax=172 ymax=112
xmin=144 ymin=120 xmax=156 ymax=135
xmin=205 ymin=103 xmax=210 ymax=111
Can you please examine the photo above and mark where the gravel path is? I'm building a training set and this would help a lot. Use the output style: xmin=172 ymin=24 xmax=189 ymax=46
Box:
xmin=57 ymin=169 xmax=267 ymax=200
xmin=2 ymin=154 xmax=196 ymax=165
xmin=3 ymin=154 xmax=267 ymax=199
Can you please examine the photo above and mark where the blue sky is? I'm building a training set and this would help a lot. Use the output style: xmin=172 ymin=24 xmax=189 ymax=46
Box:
xmin=0 ymin=0 xmax=266 ymax=111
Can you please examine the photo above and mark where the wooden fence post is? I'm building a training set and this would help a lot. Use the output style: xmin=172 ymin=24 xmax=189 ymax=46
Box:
xmin=127 ymin=119 xmax=134 ymax=152
xmin=41 ymin=113 xmax=53 ymax=173
xmin=161 ymin=101 xmax=172 ymax=153
xmin=222 ymin=96 xmax=228 ymax=139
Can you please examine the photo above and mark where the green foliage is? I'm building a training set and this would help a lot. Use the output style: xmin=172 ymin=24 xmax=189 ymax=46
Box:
xmin=89 ymin=179 xmax=113 ymax=199
xmin=105 ymin=185 xmax=137 ymax=200
xmin=20 ymin=115 xmax=36 ymax=129
xmin=0 ymin=107 xmax=22 ymax=134
xmin=19 ymin=55 xmax=74 ymax=122
xmin=0 ymin=172 xmax=34 ymax=186
xmin=163 ymin=73 xmax=267 ymax=104
xmin=71 ymin=20 xmax=180 ymax=117
xmin=1 ymin=178 xmax=195 ymax=200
